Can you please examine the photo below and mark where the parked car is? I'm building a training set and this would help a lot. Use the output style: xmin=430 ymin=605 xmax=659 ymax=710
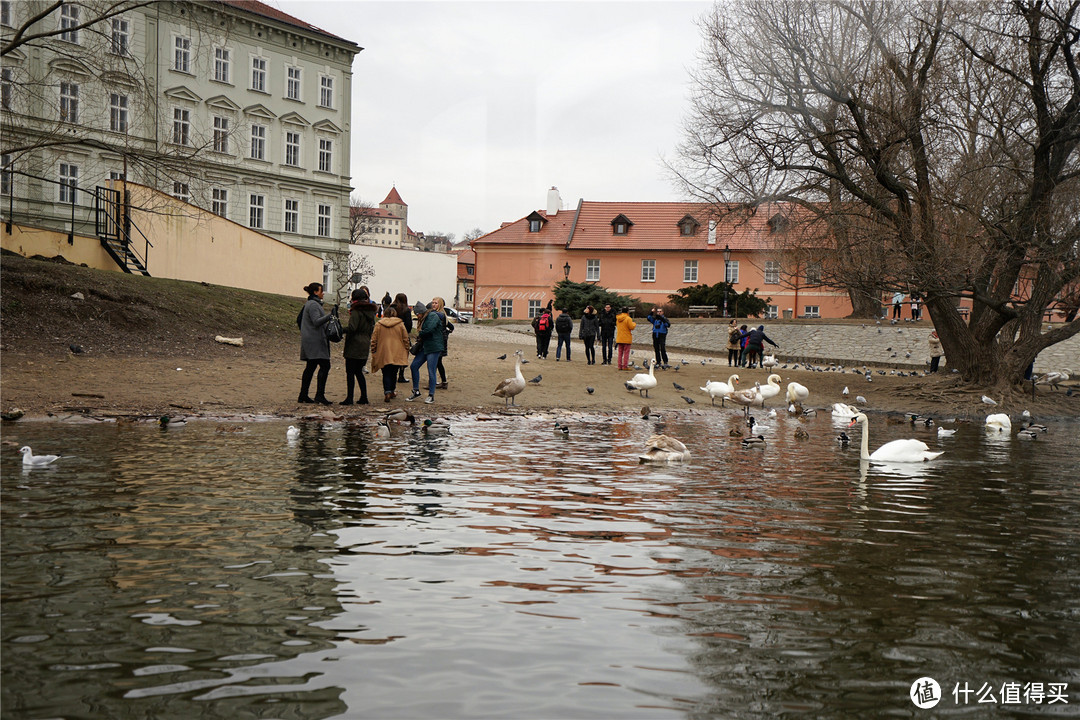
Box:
xmin=445 ymin=307 xmax=470 ymax=323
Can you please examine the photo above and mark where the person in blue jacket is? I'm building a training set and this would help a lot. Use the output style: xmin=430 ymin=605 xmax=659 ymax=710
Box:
xmin=646 ymin=307 xmax=670 ymax=368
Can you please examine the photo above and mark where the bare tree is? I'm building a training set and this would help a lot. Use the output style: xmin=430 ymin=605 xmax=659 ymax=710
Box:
xmin=324 ymin=251 xmax=375 ymax=308
xmin=348 ymin=197 xmax=379 ymax=244
xmin=673 ymin=0 xmax=1079 ymax=391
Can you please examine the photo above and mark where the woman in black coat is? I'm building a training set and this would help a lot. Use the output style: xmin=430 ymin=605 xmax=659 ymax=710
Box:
xmin=341 ymin=287 xmax=378 ymax=404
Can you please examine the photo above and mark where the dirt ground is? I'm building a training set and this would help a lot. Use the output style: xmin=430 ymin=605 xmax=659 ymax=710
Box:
xmin=2 ymin=322 xmax=1076 ymax=425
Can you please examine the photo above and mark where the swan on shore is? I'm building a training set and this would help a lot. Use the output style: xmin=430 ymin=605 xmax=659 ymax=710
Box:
xmin=493 ymin=350 xmax=526 ymax=405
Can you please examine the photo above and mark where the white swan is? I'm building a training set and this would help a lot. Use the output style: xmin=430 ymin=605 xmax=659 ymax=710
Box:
xmin=492 ymin=350 xmax=526 ymax=405
xmin=831 ymin=402 xmax=859 ymax=418
xmin=984 ymin=413 xmax=1012 ymax=433
xmin=638 ymin=434 xmax=690 ymax=463
xmin=286 ymin=425 xmax=300 ymax=441
xmin=20 ymin=446 xmax=60 ymax=467
xmin=786 ymin=381 xmax=809 ymax=404
xmin=756 ymin=374 xmax=783 ymax=405
xmin=848 ymin=413 xmax=944 ymax=462
xmin=761 ymin=354 xmax=779 ymax=369
xmin=701 ymin=374 xmax=739 ymax=406
xmin=731 ymin=383 xmax=763 ymax=413
xmin=626 ymin=359 xmax=658 ymax=398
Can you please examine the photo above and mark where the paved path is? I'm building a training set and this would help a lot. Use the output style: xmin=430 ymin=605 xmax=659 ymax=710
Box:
xmin=467 ymin=319 xmax=1078 ymax=374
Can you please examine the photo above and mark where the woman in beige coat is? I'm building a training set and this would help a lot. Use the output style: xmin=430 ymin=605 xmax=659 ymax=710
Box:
xmin=370 ymin=306 xmax=412 ymax=402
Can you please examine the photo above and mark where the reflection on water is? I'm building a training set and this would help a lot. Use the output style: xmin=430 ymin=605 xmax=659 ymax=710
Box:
xmin=3 ymin=412 xmax=1079 ymax=718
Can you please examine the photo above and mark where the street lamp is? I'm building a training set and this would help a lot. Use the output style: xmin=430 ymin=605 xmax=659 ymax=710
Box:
xmin=563 ymin=261 xmax=571 ymax=279
xmin=723 ymin=245 xmax=731 ymax=317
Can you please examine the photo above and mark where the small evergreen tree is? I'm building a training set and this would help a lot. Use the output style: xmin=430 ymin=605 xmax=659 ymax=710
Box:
xmin=668 ymin=283 xmax=771 ymax=318
xmin=552 ymin=281 xmax=638 ymax=317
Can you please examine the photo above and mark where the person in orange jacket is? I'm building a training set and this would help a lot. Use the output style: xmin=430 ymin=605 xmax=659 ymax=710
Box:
xmin=615 ymin=307 xmax=636 ymax=370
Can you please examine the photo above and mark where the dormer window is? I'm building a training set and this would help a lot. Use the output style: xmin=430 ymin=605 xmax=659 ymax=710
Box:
xmin=767 ymin=212 xmax=790 ymax=233
xmin=678 ymin=214 xmax=700 ymax=236
xmin=611 ymin=213 xmax=634 ymax=236
xmin=526 ymin=210 xmax=547 ymax=233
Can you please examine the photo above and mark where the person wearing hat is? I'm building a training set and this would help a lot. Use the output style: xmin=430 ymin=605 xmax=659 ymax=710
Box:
xmin=406 ymin=297 xmax=447 ymax=404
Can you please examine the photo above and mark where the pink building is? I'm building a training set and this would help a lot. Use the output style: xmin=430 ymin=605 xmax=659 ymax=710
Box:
xmin=471 ymin=188 xmax=853 ymax=320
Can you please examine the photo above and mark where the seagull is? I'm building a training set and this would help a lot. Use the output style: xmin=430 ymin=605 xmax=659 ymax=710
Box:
xmin=20 ymin=446 xmax=61 ymax=467
xmin=855 ymin=395 xmax=867 ymax=405
xmin=981 ymin=395 xmax=998 ymax=405
xmin=286 ymin=425 xmax=300 ymax=441
xmin=528 ymin=374 xmax=542 ymax=384
xmin=842 ymin=386 xmax=849 ymax=397
xmin=937 ymin=427 xmax=957 ymax=437
xmin=673 ymin=381 xmax=685 ymax=391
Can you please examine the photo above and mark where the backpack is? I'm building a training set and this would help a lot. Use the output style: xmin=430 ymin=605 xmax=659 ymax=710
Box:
xmin=537 ymin=314 xmax=551 ymax=332
xmin=555 ymin=314 xmax=572 ymax=333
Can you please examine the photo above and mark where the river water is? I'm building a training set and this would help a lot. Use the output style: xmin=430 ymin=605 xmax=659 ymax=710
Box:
xmin=2 ymin=411 xmax=1079 ymax=719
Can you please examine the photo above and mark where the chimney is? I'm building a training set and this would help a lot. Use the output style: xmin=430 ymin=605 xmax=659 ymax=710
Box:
xmin=707 ymin=220 xmax=717 ymax=245
xmin=547 ymin=186 xmax=562 ymax=216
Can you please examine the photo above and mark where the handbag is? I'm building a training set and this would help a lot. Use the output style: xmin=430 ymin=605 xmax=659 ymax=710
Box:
xmin=325 ymin=313 xmax=344 ymax=343
xmin=410 ymin=338 xmax=423 ymax=356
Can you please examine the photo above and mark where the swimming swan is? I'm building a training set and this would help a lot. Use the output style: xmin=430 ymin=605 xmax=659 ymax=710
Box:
xmin=848 ymin=413 xmax=944 ymax=463
xmin=984 ymin=413 xmax=1012 ymax=433
xmin=638 ymin=434 xmax=690 ymax=463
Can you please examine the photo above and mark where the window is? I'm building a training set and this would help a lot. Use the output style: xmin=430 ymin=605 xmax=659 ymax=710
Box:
xmin=58 ymin=163 xmax=78 ymax=203
xmin=641 ymin=259 xmax=656 ymax=282
xmin=528 ymin=300 xmax=541 ymax=318
xmin=766 ymin=305 xmax=778 ymax=319
xmin=108 ymin=170 xmax=124 ymax=180
xmin=529 ymin=219 xmax=541 ymax=232
xmin=172 ymin=181 xmax=189 ymax=202
xmin=614 ymin=222 xmax=628 ymax=235
xmin=586 ymin=259 xmax=600 ymax=281
xmin=59 ymin=82 xmax=78 ymax=122
xmin=60 ymin=3 xmax=79 ymax=43
xmin=213 ymin=47 xmax=230 ymax=83
xmin=251 ymin=57 xmax=266 ymax=92
xmin=174 ymin=36 xmax=191 ymax=72
xmin=1 ymin=153 xmax=11 ymax=195
xmin=1 ymin=67 xmax=12 ymax=110
xmin=465 ymin=286 xmax=473 ymax=303
xmin=172 ymin=107 xmax=190 ymax=145
xmin=248 ymin=193 xmax=264 ymax=229
xmin=213 ymin=116 xmax=229 ymax=153
xmin=466 ymin=265 xmax=474 ymax=276
xmin=109 ymin=93 xmax=128 ymax=133
xmin=684 ymin=260 xmax=698 ymax=283
xmin=212 ymin=188 xmax=228 ymax=217
xmin=317 ymin=204 xmax=331 ymax=237
xmin=111 ymin=18 xmax=129 ymax=55
xmin=318 ymin=138 xmax=332 ymax=172
xmin=764 ymin=260 xmax=780 ymax=284
xmin=319 ymin=75 xmax=334 ymax=108
xmin=249 ymin=124 xmax=266 ymax=160
xmin=286 ymin=66 xmax=301 ymax=100
xmin=725 ymin=260 xmax=739 ymax=284
xmin=285 ymin=131 xmax=300 ymax=166
xmin=805 ymin=262 xmax=822 ymax=284
xmin=1 ymin=0 xmax=11 ymax=27
xmin=500 ymin=299 xmax=513 ymax=319
xmin=804 ymin=305 xmax=820 ymax=318
xmin=283 ymin=198 xmax=299 ymax=233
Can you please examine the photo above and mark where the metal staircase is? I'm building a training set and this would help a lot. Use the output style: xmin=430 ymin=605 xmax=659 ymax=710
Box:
xmin=95 ymin=186 xmax=151 ymax=276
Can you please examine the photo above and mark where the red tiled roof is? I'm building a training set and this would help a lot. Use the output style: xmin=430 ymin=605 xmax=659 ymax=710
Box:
xmin=470 ymin=210 xmax=575 ymax=247
xmin=381 ymin=187 xmax=406 ymax=206
xmin=350 ymin=206 xmax=401 ymax=220
xmin=453 ymin=246 xmax=476 ymax=263
xmin=217 ymin=1 xmax=359 ymax=47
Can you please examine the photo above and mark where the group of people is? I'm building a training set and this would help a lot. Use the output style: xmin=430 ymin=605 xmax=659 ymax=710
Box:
xmin=890 ymin=290 xmax=923 ymax=321
xmin=529 ymin=303 xmax=672 ymax=371
xmin=726 ymin=321 xmax=779 ymax=368
xmin=296 ymin=283 xmax=454 ymax=406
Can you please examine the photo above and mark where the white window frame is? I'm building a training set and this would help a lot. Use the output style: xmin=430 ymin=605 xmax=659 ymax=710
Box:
xmin=284 ymin=130 xmax=300 ymax=166
xmin=319 ymin=74 xmax=334 ymax=108
xmin=212 ymin=187 xmax=228 ymax=217
xmin=641 ymin=259 xmax=656 ymax=282
xmin=466 ymin=286 xmax=474 ymax=303
xmin=172 ymin=181 xmax=189 ymax=202
xmin=528 ymin=300 xmax=541 ymax=318
xmin=212 ymin=116 xmax=229 ymax=153
xmin=213 ymin=47 xmax=231 ymax=84
xmin=283 ymin=197 xmax=299 ymax=233
xmin=110 ymin=17 xmax=129 ymax=56
xmin=173 ymin=35 xmax=191 ymax=73
xmin=109 ymin=93 xmax=128 ymax=133
xmin=804 ymin=305 xmax=820 ymax=318
xmin=764 ymin=260 xmax=780 ymax=284
xmin=172 ymin=107 xmax=190 ymax=146
xmin=766 ymin=305 xmax=778 ymax=319
xmin=251 ymin=56 xmax=267 ymax=92
xmin=59 ymin=163 xmax=78 ymax=203
xmin=249 ymin=123 xmax=266 ymax=160
xmin=59 ymin=3 xmax=79 ymax=43
xmin=248 ymin=193 xmax=265 ymax=229
xmin=286 ymin=65 xmax=301 ymax=100
xmin=59 ymin=81 xmax=78 ymax=123
xmin=318 ymin=138 xmax=332 ymax=172
xmin=586 ymin=259 xmax=600 ymax=281
xmin=683 ymin=259 xmax=698 ymax=283
xmin=725 ymin=260 xmax=739 ymax=284
xmin=317 ymin=204 xmax=331 ymax=237
xmin=500 ymin=299 xmax=513 ymax=319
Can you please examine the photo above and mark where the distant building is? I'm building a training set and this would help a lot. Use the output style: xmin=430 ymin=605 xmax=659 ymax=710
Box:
xmin=451 ymin=244 xmax=475 ymax=312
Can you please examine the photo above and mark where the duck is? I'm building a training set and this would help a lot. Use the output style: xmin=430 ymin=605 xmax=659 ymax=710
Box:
xmin=785 ymin=381 xmax=809 ymax=405
xmin=700 ymin=374 xmax=739 ymax=406
xmin=158 ymin=415 xmax=186 ymax=428
xmin=625 ymin=359 xmax=658 ymax=398
xmin=492 ymin=350 xmax=527 ymax=406
xmin=640 ymin=406 xmax=663 ymax=420
xmin=384 ymin=408 xmax=415 ymax=425
xmin=638 ymin=434 xmax=690 ymax=463
xmin=553 ymin=421 xmax=570 ymax=438
xmin=20 ymin=446 xmax=61 ymax=467
xmin=728 ymin=426 xmax=744 ymax=437
xmin=1020 ymin=419 xmax=1048 ymax=433
xmin=836 ymin=432 xmax=851 ymax=446
xmin=422 ymin=418 xmax=452 ymax=435
xmin=794 ymin=427 xmax=810 ymax=440
xmin=1017 ymin=428 xmax=1040 ymax=440
xmin=984 ymin=413 xmax=1012 ymax=433
xmin=756 ymin=374 xmax=783 ymax=405
xmin=848 ymin=413 xmax=944 ymax=462
xmin=374 ymin=420 xmax=391 ymax=438
xmin=741 ymin=435 xmax=767 ymax=448
xmin=286 ymin=425 xmax=301 ymax=441
xmin=936 ymin=426 xmax=957 ymax=437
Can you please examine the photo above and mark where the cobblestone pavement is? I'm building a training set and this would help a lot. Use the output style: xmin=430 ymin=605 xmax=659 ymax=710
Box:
xmin=459 ymin=319 xmax=1078 ymax=374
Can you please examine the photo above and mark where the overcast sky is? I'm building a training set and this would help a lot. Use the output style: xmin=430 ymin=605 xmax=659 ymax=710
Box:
xmin=275 ymin=0 xmax=712 ymax=241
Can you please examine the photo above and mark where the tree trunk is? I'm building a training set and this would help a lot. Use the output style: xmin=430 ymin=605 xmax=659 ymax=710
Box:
xmin=846 ymin=289 xmax=883 ymax=319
